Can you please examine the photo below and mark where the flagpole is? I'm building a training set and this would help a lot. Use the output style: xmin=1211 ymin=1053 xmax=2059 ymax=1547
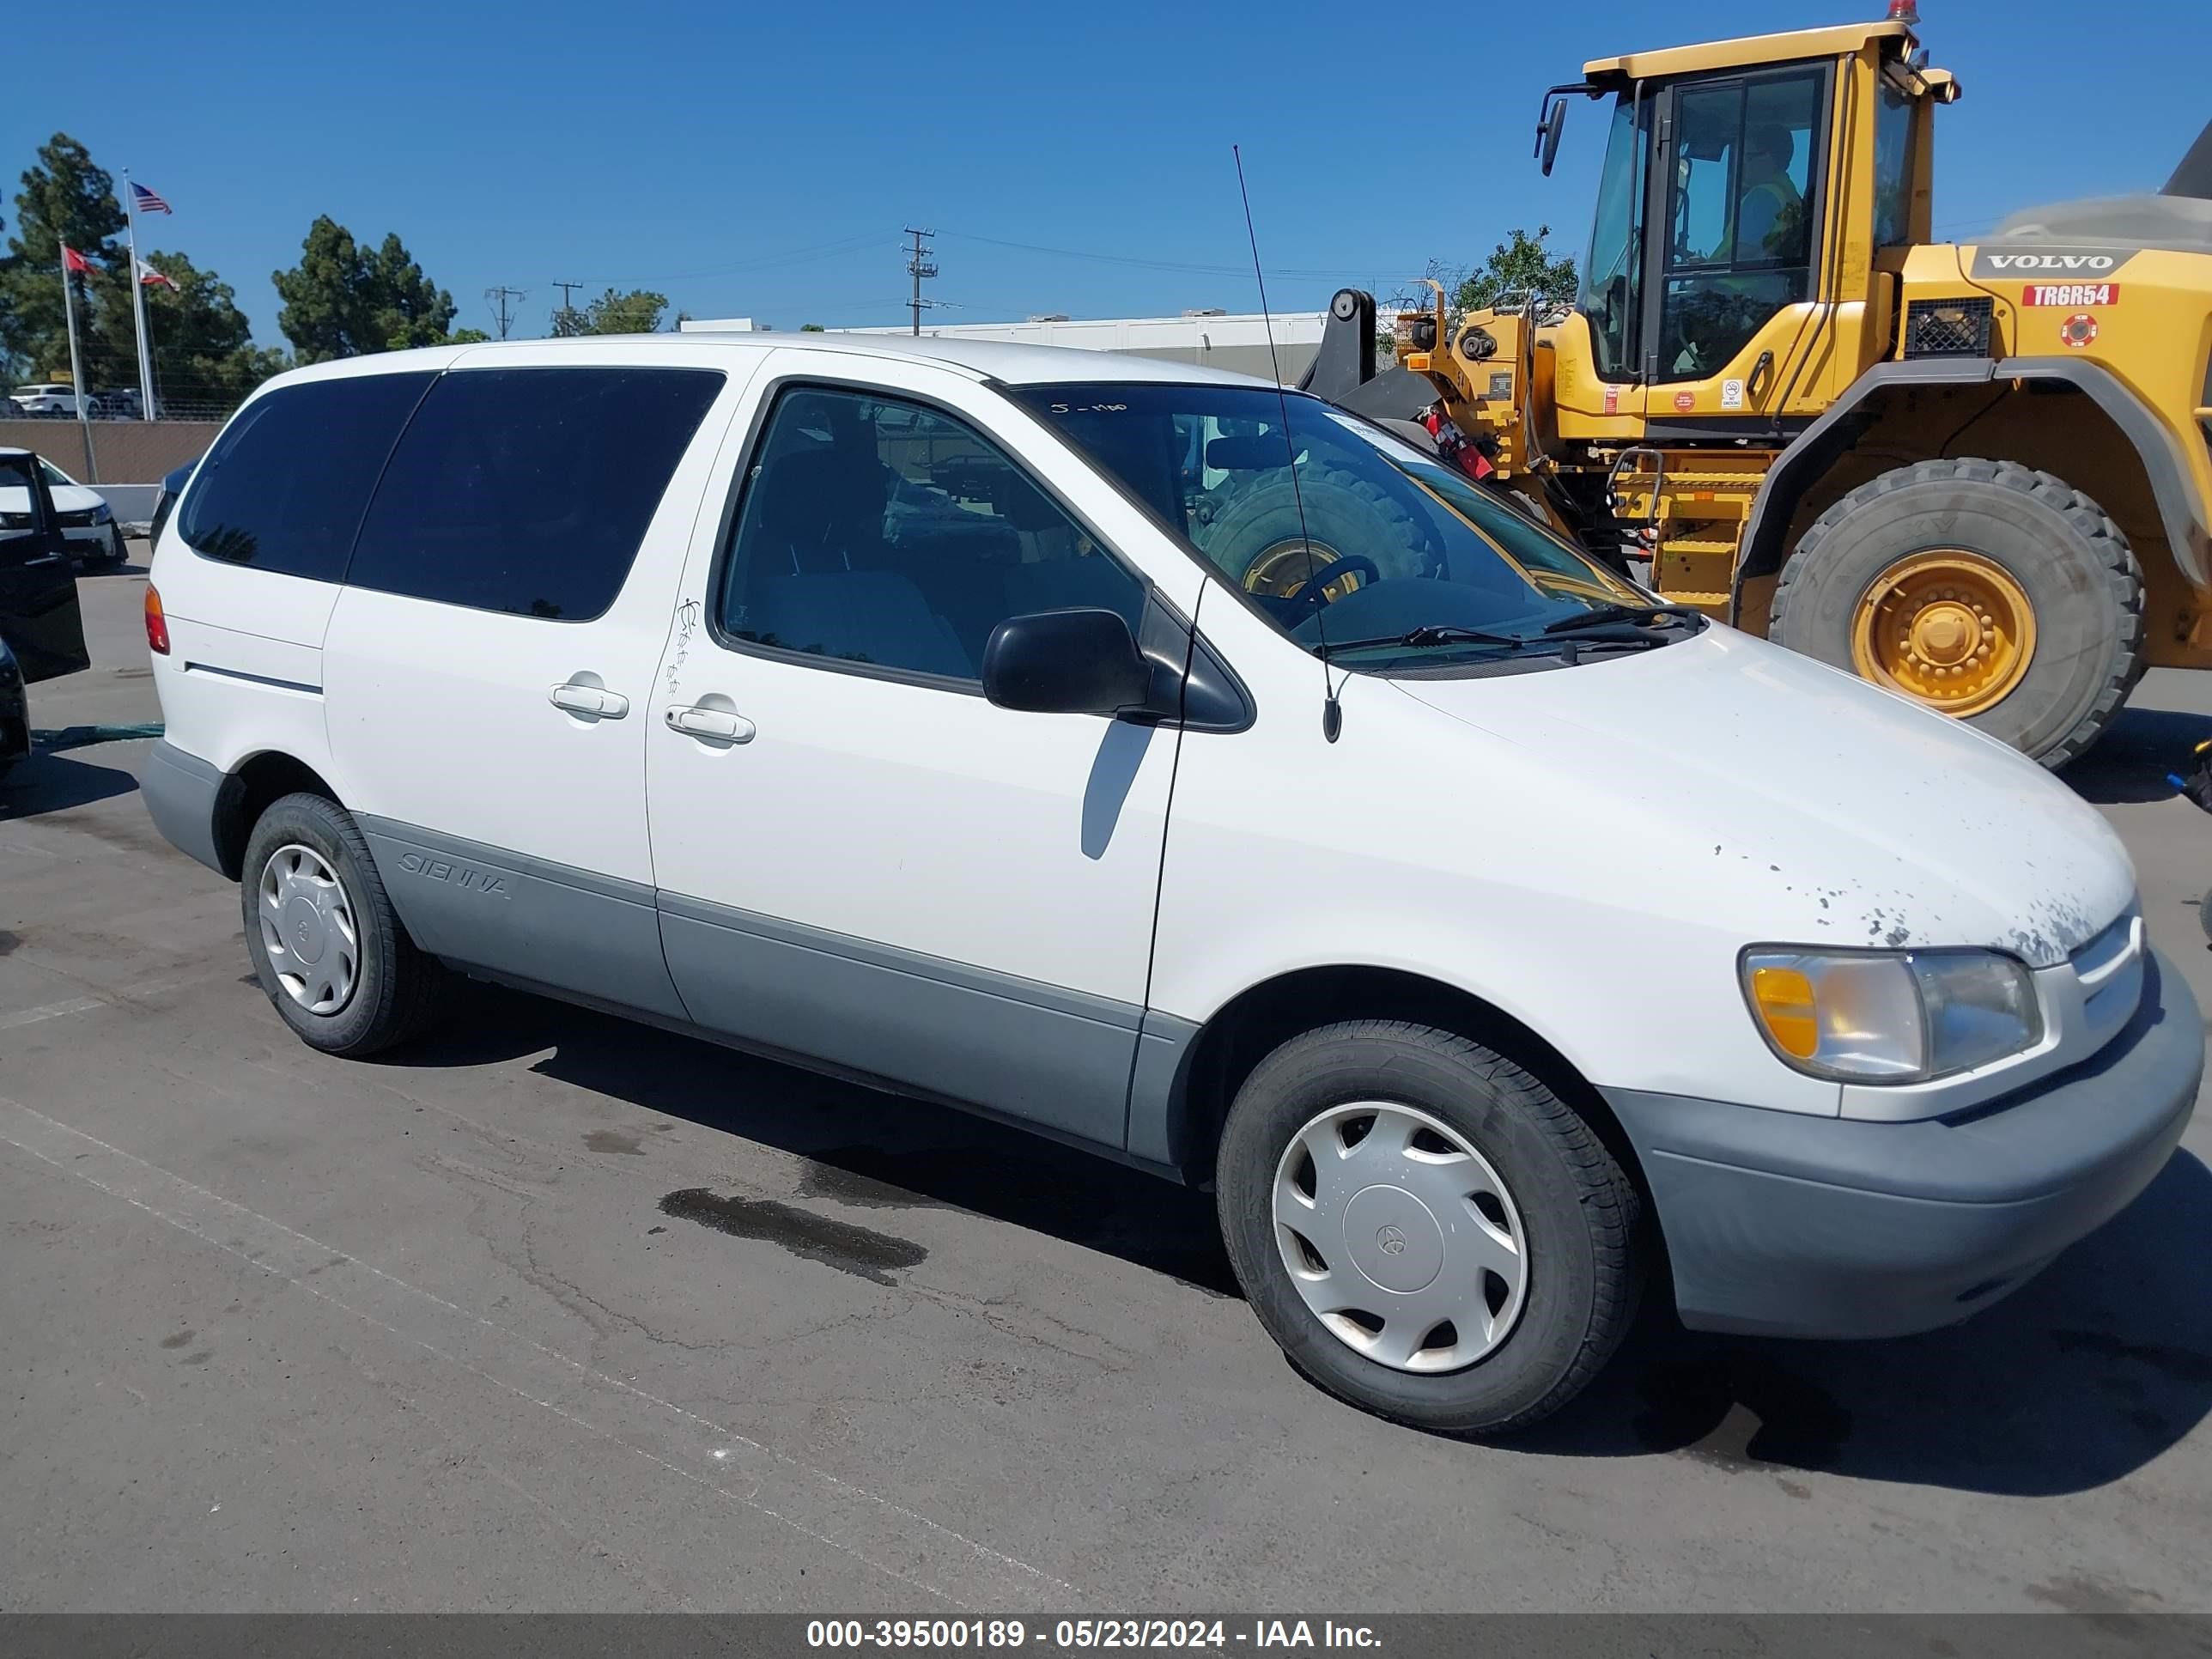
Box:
xmin=122 ymin=168 xmax=156 ymax=420
xmin=59 ymin=250 xmax=99 ymax=483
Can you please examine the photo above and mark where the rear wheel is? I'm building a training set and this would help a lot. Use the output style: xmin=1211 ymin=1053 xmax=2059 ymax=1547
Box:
xmin=1770 ymin=459 xmax=2144 ymax=766
xmin=240 ymin=793 xmax=447 ymax=1055
xmin=1216 ymin=1021 xmax=1643 ymax=1434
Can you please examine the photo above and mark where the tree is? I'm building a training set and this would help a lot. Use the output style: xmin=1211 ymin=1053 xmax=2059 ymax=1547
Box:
xmin=85 ymin=250 xmax=287 ymax=414
xmin=448 ymin=327 xmax=491 ymax=344
xmin=550 ymin=288 xmax=669 ymax=337
xmin=1453 ymin=226 xmax=1578 ymax=313
xmin=272 ymin=216 xmax=459 ymax=362
xmin=799 ymin=322 xmax=826 ymax=332
xmin=0 ymin=134 xmax=127 ymax=383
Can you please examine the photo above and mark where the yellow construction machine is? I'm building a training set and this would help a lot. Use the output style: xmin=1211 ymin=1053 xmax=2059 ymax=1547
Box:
xmin=1304 ymin=3 xmax=2212 ymax=765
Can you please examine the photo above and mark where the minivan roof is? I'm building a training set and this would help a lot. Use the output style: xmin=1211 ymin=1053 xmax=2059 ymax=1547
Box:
xmin=272 ymin=329 xmax=1288 ymax=392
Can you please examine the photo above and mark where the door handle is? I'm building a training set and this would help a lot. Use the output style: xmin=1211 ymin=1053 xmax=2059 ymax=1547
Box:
xmin=549 ymin=682 xmax=629 ymax=719
xmin=665 ymin=704 xmax=756 ymax=743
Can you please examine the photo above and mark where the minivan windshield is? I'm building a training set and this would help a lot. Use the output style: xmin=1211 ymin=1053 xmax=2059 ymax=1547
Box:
xmin=1010 ymin=382 xmax=1689 ymax=671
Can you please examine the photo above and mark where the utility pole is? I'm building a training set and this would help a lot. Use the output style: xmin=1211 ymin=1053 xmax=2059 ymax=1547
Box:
xmin=550 ymin=279 xmax=584 ymax=333
xmin=485 ymin=285 xmax=527 ymax=340
xmin=903 ymin=228 xmax=938 ymax=336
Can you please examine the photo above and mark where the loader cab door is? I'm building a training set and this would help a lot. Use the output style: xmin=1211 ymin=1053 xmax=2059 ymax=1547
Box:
xmin=0 ymin=450 xmax=90 ymax=684
xmin=1639 ymin=63 xmax=1832 ymax=408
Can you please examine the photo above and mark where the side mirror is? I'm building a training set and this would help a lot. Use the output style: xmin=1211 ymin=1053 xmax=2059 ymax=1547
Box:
xmin=1538 ymin=98 xmax=1569 ymax=176
xmin=982 ymin=607 xmax=1156 ymax=718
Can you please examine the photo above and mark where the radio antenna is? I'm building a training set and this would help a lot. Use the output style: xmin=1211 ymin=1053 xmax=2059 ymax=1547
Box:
xmin=1233 ymin=143 xmax=1341 ymax=741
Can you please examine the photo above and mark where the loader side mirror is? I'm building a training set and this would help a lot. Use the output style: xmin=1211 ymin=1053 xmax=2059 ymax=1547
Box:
xmin=1538 ymin=99 xmax=1569 ymax=176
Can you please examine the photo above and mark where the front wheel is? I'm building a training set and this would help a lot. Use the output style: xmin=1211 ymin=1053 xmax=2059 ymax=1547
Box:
xmin=1216 ymin=1021 xmax=1643 ymax=1434
xmin=1770 ymin=459 xmax=2144 ymax=767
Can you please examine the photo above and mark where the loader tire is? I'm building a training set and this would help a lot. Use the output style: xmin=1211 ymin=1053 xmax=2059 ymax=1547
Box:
xmin=1769 ymin=458 xmax=2144 ymax=768
xmin=1210 ymin=466 xmax=1434 ymax=595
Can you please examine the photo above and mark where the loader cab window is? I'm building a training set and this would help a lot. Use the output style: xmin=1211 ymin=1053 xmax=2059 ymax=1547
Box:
xmin=1654 ymin=67 xmax=1825 ymax=385
xmin=1578 ymin=90 xmax=1651 ymax=380
xmin=1872 ymin=80 xmax=1913 ymax=247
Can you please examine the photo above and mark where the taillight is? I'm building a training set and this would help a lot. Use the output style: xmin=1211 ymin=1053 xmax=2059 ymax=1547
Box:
xmin=144 ymin=584 xmax=170 ymax=655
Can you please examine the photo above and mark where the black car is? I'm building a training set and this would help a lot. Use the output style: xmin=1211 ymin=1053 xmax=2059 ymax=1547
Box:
xmin=0 ymin=446 xmax=94 ymax=779
xmin=147 ymin=458 xmax=198 ymax=551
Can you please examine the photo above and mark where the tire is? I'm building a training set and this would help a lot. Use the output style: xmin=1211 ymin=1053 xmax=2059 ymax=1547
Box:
xmin=1770 ymin=459 xmax=2144 ymax=767
xmin=240 ymin=792 xmax=446 ymax=1055
xmin=1206 ymin=466 xmax=1433 ymax=587
xmin=1216 ymin=1020 xmax=1643 ymax=1434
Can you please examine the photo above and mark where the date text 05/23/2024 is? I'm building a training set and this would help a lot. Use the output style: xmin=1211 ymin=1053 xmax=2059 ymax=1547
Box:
xmin=805 ymin=1620 xmax=1382 ymax=1650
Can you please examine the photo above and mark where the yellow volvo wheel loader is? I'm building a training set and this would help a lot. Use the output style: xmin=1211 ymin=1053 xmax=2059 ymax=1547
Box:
xmin=1304 ymin=5 xmax=2212 ymax=765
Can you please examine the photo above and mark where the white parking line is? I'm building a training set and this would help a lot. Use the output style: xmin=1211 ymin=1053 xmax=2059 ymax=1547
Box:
xmin=0 ymin=1093 xmax=1082 ymax=1610
xmin=0 ymin=997 xmax=106 ymax=1030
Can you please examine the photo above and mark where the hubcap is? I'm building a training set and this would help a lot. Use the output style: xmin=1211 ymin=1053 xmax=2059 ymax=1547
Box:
xmin=257 ymin=843 xmax=359 ymax=1016
xmin=1850 ymin=550 xmax=2037 ymax=717
xmin=1272 ymin=1102 xmax=1528 ymax=1373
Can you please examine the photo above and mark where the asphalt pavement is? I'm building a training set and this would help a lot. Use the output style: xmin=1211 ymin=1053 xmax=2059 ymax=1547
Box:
xmin=3 ymin=549 xmax=2209 ymax=1613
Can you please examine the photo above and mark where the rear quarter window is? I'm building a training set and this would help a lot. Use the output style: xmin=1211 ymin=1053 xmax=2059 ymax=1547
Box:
xmin=345 ymin=366 xmax=724 ymax=622
xmin=178 ymin=373 xmax=435 ymax=580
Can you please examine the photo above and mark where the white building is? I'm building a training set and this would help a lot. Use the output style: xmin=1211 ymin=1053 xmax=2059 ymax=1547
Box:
xmin=682 ymin=310 xmax=1329 ymax=383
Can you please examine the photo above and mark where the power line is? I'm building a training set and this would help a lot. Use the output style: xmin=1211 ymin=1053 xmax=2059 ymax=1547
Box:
xmin=549 ymin=232 xmax=887 ymax=290
xmin=936 ymin=227 xmax=1422 ymax=283
xmin=551 ymin=279 xmax=584 ymax=313
xmin=904 ymin=227 xmax=939 ymax=337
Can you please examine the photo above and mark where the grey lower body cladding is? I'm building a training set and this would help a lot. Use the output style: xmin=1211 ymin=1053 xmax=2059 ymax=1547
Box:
xmin=356 ymin=817 xmax=1158 ymax=1152
xmin=139 ymin=740 xmax=226 ymax=874
xmin=1605 ymin=949 xmax=2201 ymax=1340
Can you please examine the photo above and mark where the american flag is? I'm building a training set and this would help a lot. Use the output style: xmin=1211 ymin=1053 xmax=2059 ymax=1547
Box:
xmin=131 ymin=181 xmax=173 ymax=215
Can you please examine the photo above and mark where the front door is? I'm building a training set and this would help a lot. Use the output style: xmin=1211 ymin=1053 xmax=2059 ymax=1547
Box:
xmin=646 ymin=353 xmax=1194 ymax=1148
xmin=0 ymin=450 xmax=90 ymax=683
xmin=1642 ymin=62 xmax=1832 ymax=410
xmin=320 ymin=349 xmax=744 ymax=1016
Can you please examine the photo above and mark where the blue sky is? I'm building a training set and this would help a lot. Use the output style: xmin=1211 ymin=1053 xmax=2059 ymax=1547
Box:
xmin=6 ymin=0 xmax=2202 ymax=347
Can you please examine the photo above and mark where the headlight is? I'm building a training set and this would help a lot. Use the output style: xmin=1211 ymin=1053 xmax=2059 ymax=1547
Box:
xmin=90 ymin=501 xmax=112 ymax=524
xmin=1741 ymin=947 xmax=2041 ymax=1082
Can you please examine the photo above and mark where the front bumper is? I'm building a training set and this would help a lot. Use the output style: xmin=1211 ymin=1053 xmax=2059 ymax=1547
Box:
xmin=1605 ymin=949 xmax=2202 ymax=1339
xmin=59 ymin=522 xmax=123 ymax=563
xmin=1 ymin=665 xmax=25 ymax=764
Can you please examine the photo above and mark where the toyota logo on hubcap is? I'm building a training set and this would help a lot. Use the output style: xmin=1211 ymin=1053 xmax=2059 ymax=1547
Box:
xmin=1376 ymin=1224 xmax=1407 ymax=1256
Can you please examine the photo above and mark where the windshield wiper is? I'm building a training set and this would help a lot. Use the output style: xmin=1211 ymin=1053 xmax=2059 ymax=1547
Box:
xmin=1314 ymin=624 xmax=1528 ymax=656
xmin=1541 ymin=602 xmax=1711 ymax=636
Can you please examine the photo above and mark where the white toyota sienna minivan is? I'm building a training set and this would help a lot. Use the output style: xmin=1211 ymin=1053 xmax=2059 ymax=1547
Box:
xmin=140 ymin=333 xmax=2201 ymax=1431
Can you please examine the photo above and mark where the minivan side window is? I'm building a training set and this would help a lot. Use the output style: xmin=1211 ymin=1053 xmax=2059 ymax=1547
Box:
xmin=347 ymin=367 xmax=724 ymax=622
xmin=178 ymin=373 xmax=434 ymax=580
xmin=719 ymin=385 xmax=1146 ymax=684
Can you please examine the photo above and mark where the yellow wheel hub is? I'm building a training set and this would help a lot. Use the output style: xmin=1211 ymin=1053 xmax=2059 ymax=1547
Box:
xmin=1851 ymin=551 xmax=2036 ymax=717
xmin=1244 ymin=539 xmax=1358 ymax=603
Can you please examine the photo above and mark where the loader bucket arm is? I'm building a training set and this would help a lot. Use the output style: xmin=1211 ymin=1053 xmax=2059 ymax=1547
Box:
xmin=1299 ymin=288 xmax=1447 ymax=423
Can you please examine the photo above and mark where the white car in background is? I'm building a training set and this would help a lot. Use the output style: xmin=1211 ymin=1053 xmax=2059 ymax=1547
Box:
xmin=0 ymin=456 xmax=126 ymax=568
xmin=6 ymin=384 xmax=88 ymax=417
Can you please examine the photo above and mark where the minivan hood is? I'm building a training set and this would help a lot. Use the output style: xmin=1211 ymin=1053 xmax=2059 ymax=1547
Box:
xmin=1393 ymin=627 xmax=2134 ymax=967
